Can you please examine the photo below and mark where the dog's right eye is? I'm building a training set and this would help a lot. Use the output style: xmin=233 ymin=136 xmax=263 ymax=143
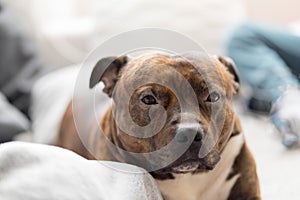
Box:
xmin=205 ymin=91 xmax=220 ymax=103
xmin=141 ymin=95 xmax=158 ymax=105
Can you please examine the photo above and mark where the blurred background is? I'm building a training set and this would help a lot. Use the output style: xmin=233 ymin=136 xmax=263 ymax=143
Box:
xmin=1 ymin=1 xmax=300 ymax=199
xmin=4 ymin=0 xmax=300 ymax=68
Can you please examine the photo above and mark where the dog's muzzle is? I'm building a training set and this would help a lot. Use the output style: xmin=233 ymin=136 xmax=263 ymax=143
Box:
xmin=168 ymin=123 xmax=220 ymax=173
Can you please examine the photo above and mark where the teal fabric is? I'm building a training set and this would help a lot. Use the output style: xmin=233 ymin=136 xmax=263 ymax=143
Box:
xmin=226 ymin=22 xmax=300 ymax=101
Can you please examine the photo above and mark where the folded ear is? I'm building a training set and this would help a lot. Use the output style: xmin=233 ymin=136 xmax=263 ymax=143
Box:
xmin=89 ymin=56 xmax=128 ymax=97
xmin=217 ymin=56 xmax=240 ymax=93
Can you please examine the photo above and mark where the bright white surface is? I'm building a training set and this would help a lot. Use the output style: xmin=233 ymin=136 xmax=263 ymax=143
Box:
xmin=31 ymin=65 xmax=111 ymax=144
xmin=289 ymin=21 xmax=300 ymax=36
xmin=0 ymin=142 xmax=162 ymax=200
xmin=31 ymin=66 xmax=80 ymax=144
xmin=5 ymin=0 xmax=246 ymax=66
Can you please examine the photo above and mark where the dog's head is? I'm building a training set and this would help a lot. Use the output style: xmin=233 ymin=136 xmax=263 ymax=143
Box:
xmin=90 ymin=53 xmax=240 ymax=178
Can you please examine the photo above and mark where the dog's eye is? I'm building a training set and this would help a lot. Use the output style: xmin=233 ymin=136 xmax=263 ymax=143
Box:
xmin=141 ymin=95 xmax=158 ymax=105
xmin=206 ymin=92 xmax=220 ymax=103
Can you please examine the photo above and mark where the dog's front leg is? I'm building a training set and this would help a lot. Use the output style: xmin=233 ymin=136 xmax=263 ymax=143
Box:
xmin=227 ymin=143 xmax=261 ymax=200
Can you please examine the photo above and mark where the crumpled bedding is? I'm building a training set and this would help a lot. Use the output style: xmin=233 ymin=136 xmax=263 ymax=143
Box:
xmin=0 ymin=142 xmax=163 ymax=200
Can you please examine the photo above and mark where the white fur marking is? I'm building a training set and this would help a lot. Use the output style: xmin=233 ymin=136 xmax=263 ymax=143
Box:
xmin=156 ymin=133 xmax=244 ymax=200
xmin=178 ymin=123 xmax=200 ymax=129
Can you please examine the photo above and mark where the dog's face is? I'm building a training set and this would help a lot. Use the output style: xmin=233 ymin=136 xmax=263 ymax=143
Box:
xmin=90 ymin=53 xmax=240 ymax=178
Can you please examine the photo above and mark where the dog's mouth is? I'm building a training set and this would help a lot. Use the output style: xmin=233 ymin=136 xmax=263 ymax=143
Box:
xmin=171 ymin=160 xmax=201 ymax=173
xmin=153 ymin=149 xmax=221 ymax=175
xmin=170 ymin=158 xmax=217 ymax=173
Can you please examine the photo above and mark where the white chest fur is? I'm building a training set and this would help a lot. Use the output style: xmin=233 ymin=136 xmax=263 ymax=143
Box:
xmin=156 ymin=133 xmax=244 ymax=200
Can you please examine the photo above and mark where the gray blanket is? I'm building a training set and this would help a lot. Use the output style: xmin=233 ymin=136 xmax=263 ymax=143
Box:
xmin=0 ymin=4 xmax=48 ymax=142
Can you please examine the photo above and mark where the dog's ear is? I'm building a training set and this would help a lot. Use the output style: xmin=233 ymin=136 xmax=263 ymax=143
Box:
xmin=217 ymin=56 xmax=240 ymax=93
xmin=90 ymin=56 xmax=128 ymax=97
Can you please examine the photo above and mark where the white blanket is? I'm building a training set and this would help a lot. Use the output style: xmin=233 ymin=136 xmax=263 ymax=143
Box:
xmin=0 ymin=142 xmax=163 ymax=200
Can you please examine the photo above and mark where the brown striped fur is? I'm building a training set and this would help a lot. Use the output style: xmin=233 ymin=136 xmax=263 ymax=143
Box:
xmin=57 ymin=53 xmax=260 ymax=199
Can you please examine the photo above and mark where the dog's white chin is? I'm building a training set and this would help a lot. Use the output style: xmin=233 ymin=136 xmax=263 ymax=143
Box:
xmin=172 ymin=161 xmax=199 ymax=172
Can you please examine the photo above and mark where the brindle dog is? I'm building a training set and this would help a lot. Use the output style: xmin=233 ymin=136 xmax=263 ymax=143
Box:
xmin=57 ymin=53 xmax=260 ymax=200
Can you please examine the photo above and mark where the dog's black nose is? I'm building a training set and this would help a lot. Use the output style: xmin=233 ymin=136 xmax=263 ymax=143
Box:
xmin=175 ymin=124 xmax=202 ymax=143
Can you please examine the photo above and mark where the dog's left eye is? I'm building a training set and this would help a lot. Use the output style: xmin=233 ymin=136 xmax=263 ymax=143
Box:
xmin=141 ymin=95 xmax=158 ymax=105
xmin=206 ymin=92 xmax=220 ymax=103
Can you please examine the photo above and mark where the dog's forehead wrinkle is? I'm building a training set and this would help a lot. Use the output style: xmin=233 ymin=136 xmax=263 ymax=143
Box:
xmin=123 ymin=54 xmax=223 ymax=80
xmin=130 ymin=53 xmax=223 ymax=72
